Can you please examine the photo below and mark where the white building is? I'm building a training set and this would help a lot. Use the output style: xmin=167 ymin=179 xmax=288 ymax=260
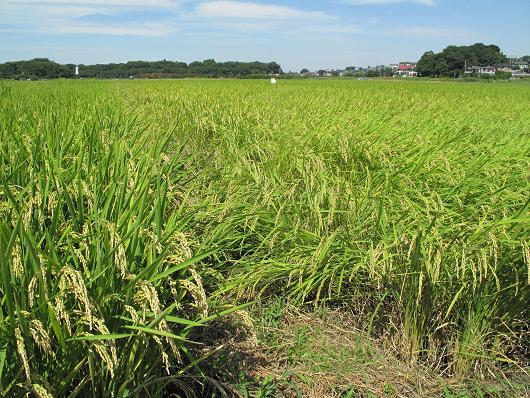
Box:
xmin=478 ymin=66 xmax=496 ymax=75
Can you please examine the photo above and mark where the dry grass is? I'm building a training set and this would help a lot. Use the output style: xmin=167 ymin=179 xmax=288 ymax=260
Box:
xmin=264 ymin=308 xmax=442 ymax=397
xmin=198 ymin=304 xmax=529 ymax=397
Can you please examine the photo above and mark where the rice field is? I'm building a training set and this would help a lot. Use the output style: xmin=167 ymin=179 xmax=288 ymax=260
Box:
xmin=0 ymin=79 xmax=529 ymax=397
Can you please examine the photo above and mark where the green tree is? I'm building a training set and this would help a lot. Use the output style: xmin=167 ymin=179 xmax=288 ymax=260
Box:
xmin=417 ymin=43 xmax=507 ymax=77
xmin=1 ymin=58 xmax=283 ymax=79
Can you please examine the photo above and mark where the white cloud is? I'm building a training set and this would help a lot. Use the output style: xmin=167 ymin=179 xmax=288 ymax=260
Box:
xmin=53 ymin=23 xmax=174 ymax=36
xmin=8 ymin=0 xmax=178 ymax=6
xmin=1 ymin=0 xmax=343 ymax=39
xmin=300 ymin=24 xmax=361 ymax=34
xmin=38 ymin=6 xmax=116 ymax=18
xmin=0 ymin=0 xmax=183 ymax=36
xmin=210 ymin=21 xmax=277 ymax=31
xmin=196 ymin=1 xmax=330 ymax=19
xmin=340 ymin=0 xmax=435 ymax=5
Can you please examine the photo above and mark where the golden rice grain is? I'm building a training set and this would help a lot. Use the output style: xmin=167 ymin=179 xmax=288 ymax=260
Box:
xmin=15 ymin=327 xmax=31 ymax=383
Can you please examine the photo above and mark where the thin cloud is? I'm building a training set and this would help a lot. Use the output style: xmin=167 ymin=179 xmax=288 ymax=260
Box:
xmin=340 ymin=0 xmax=435 ymax=5
xmin=10 ymin=0 xmax=178 ymax=6
xmin=397 ymin=26 xmax=471 ymax=37
xmin=301 ymin=24 xmax=362 ymax=34
xmin=40 ymin=6 xmax=116 ymax=18
xmin=196 ymin=1 xmax=331 ymax=19
xmin=210 ymin=21 xmax=278 ymax=31
xmin=53 ymin=22 xmax=175 ymax=36
xmin=1 ymin=0 xmax=182 ymax=36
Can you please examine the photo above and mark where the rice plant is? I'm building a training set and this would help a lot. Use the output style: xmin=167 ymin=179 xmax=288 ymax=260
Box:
xmin=0 ymin=82 xmax=216 ymax=396
xmin=1 ymin=79 xmax=528 ymax=396
xmin=162 ymin=79 xmax=530 ymax=374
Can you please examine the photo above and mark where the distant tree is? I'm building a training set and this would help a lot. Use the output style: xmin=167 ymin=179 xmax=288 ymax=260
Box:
xmin=382 ymin=67 xmax=393 ymax=77
xmin=417 ymin=51 xmax=445 ymax=77
xmin=0 ymin=58 xmax=74 ymax=79
xmin=417 ymin=43 xmax=507 ymax=77
xmin=494 ymin=71 xmax=512 ymax=80
xmin=300 ymin=68 xmax=309 ymax=74
xmin=0 ymin=58 xmax=283 ymax=80
xmin=521 ymin=55 xmax=530 ymax=62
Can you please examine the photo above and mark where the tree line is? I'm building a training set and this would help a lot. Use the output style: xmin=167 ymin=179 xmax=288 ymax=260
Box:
xmin=416 ymin=43 xmax=528 ymax=77
xmin=2 ymin=44 xmax=527 ymax=80
xmin=0 ymin=58 xmax=282 ymax=80
xmin=0 ymin=58 xmax=76 ymax=79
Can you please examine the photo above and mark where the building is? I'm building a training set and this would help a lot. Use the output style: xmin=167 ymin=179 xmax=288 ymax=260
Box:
xmin=494 ymin=64 xmax=514 ymax=73
xmin=511 ymin=60 xmax=528 ymax=70
xmin=511 ymin=69 xmax=530 ymax=78
xmin=394 ymin=62 xmax=417 ymax=77
xmin=479 ymin=66 xmax=496 ymax=75
xmin=464 ymin=66 xmax=496 ymax=76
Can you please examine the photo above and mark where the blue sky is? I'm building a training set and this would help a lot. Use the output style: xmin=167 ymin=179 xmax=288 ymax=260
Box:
xmin=1 ymin=0 xmax=528 ymax=71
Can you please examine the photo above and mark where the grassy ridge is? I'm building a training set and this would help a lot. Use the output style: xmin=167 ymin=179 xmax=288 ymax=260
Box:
xmin=0 ymin=79 xmax=529 ymax=396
